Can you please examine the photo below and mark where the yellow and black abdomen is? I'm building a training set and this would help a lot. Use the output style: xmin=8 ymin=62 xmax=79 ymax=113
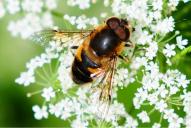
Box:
xmin=72 ymin=49 xmax=100 ymax=84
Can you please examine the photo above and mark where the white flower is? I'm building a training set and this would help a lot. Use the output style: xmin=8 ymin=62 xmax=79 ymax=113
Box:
xmin=26 ymin=54 xmax=50 ymax=71
xmin=41 ymin=87 xmax=55 ymax=101
xmin=152 ymin=11 xmax=162 ymax=20
xmin=125 ymin=116 xmax=138 ymax=128
xmin=67 ymin=0 xmax=91 ymax=9
xmin=64 ymin=14 xmax=76 ymax=25
xmin=137 ymin=31 xmax=153 ymax=45
xmin=152 ymin=123 xmax=161 ymax=128
xmin=49 ymin=103 xmax=63 ymax=117
xmin=157 ymin=85 xmax=168 ymax=98
xmin=163 ymin=44 xmax=176 ymax=57
xmin=76 ymin=15 xmax=88 ymax=29
xmin=8 ymin=14 xmax=42 ymax=39
xmin=164 ymin=109 xmax=174 ymax=119
xmin=114 ymin=68 xmax=130 ymax=87
xmin=71 ymin=118 xmax=88 ymax=128
xmin=133 ymin=96 xmax=142 ymax=109
xmin=58 ymin=66 xmax=73 ymax=92
xmin=182 ymin=91 xmax=191 ymax=113
xmin=153 ymin=16 xmax=175 ymax=34
xmin=155 ymin=100 xmax=167 ymax=112
xmin=6 ymin=0 xmax=20 ymax=14
xmin=176 ymin=74 xmax=190 ymax=88
xmin=41 ymin=12 xmax=54 ymax=28
xmin=32 ymin=105 xmax=48 ymax=120
xmin=168 ymin=0 xmax=179 ymax=11
xmin=137 ymin=111 xmax=150 ymax=123
xmin=147 ymin=93 xmax=158 ymax=105
xmin=169 ymin=86 xmax=179 ymax=95
xmin=22 ymin=0 xmax=43 ymax=13
xmin=152 ymin=0 xmax=163 ymax=10
xmin=131 ymin=57 xmax=148 ymax=70
xmin=76 ymin=0 xmax=91 ymax=9
xmin=168 ymin=116 xmax=183 ymax=128
xmin=145 ymin=41 xmax=158 ymax=60
xmin=89 ymin=17 xmax=98 ymax=26
xmin=185 ymin=115 xmax=191 ymax=128
xmin=45 ymin=0 xmax=57 ymax=10
xmin=15 ymin=71 xmax=35 ymax=86
xmin=59 ymin=51 xmax=74 ymax=68
xmin=162 ymin=72 xmax=175 ymax=87
xmin=176 ymin=36 xmax=188 ymax=49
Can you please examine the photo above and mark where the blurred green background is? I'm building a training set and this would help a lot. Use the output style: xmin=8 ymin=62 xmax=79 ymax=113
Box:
xmin=0 ymin=1 xmax=191 ymax=127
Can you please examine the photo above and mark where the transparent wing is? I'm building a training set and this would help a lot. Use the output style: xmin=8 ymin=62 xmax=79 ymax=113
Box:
xmin=90 ymin=56 xmax=117 ymax=120
xmin=31 ymin=29 xmax=92 ymax=48
xmin=89 ymin=56 xmax=118 ymax=119
xmin=99 ymin=56 xmax=117 ymax=102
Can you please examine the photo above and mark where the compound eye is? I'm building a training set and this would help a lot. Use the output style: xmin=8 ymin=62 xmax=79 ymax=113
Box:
xmin=106 ymin=17 xmax=120 ymax=29
xmin=115 ymin=27 xmax=130 ymax=41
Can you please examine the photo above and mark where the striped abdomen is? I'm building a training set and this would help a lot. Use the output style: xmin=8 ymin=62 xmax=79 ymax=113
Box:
xmin=72 ymin=50 xmax=100 ymax=84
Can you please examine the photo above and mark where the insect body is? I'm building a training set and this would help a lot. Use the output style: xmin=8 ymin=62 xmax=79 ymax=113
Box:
xmin=72 ymin=17 xmax=131 ymax=84
xmin=35 ymin=17 xmax=134 ymax=101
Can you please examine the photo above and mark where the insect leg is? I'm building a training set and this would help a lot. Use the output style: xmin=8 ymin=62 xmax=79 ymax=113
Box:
xmin=70 ymin=46 xmax=79 ymax=49
xmin=118 ymin=55 xmax=129 ymax=63
xmin=125 ymin=40 xmax=135 ymax=48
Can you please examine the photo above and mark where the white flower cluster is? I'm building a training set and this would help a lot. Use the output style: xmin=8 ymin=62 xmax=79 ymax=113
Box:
xmin=58 ymin=52 xmax=74 ymax=93
xmin=8 ymin=13 xmax=54 ymax=39
xmin=0 ymin=0 xmax=190 ymax=127
xmin=114 ymin=68 xmax=135 ymax=88
xmin=67 ymin=0 xmax=92 ymax=9
xmin=0 ymin=0 xmax=57 ymax=39
xmin=110 ymin=0 xmax=190 ymax=127
xmin=32 ymin=87 xmax=138 ymax=128
xmin=15 ymin=41 xmax=62 ymax=86
xmin=14 ymin=38 xmax=137 ymax=127
xmin=133 ymin=63 xmax=189 ymax=127
xmin=64 ymin=14 xmax=99 ymax=29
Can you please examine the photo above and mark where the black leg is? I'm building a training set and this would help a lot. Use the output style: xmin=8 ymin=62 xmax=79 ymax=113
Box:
xmin=125 ymin=40 xmax=135 ymax=48
xmin=118 ymin=55 xmax=129 ymax=63
xmin=70 ymin=46 xmax=78 ymax=49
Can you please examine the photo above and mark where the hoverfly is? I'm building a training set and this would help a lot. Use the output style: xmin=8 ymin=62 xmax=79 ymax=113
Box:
xmin=34 ymin=17 xmax=135 ymax=103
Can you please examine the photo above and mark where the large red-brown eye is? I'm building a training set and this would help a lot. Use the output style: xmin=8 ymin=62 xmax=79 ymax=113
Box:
xmin=115 ymin=27 xmax=130 ymax=41
xmin=106 ymin=17 xmax=120 ymax=29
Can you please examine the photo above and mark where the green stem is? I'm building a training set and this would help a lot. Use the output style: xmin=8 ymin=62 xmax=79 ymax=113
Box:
xmin=159 ymin=113 xmax=163 ymax=124
xmin=158 ymin=32 xmax=178 ymax=44
xmin=148 ymin=108 xmax=156 ymax=115
xmin=49 ymin=63 xmax=53 ymax=75
xmin=36 ymin=81 xmax=48 ymax=87
xmin=36 ymin=70 xmax=52 ymax=85
xmin=42 ymin=66 xmax=51 ymax=82
xmin=158 ymin=32 xmax=179 ymax=52
xmin=168 ymin=101 xmax=183 ymax=106
xmin=27 ymin=90 xmax=42 ymax=97
xmin=171 ymin=45 xmax=191 ymax=64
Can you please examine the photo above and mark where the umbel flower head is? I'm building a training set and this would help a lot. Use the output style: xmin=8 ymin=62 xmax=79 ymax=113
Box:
xmin=0 ymin=0 xmax=190 ymax=127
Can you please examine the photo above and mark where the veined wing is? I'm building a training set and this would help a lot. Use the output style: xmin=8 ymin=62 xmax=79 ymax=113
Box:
xmin=31 ymin=29 xmax=92 ymax=48
xmin=99 ymin=56 xmax=118 ymax=102
xmin=90 ymin=56 xmax=118 ymax=119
